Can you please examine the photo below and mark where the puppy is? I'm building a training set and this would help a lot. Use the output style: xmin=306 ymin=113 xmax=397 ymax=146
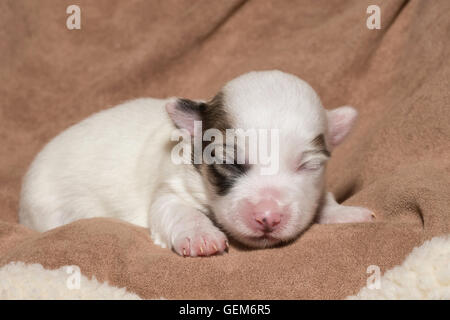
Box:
xmin=19 ymin=70 xmax=374 ymax=257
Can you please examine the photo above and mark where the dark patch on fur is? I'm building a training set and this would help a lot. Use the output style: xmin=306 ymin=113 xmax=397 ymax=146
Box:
xmin=175 ymin=93 xmax=248 ymax=196
xmin=310 ymin=134 xmax=331 ymax=157
xmin=208 ymin=164 xmax=238 ymax=196
xmin=174 ymin=93 xmax=230 ymax=135
xmin=201 ymin=92 xmax=231 ymax=133
xmin=176 ymin=98 xmax=206 ymax=115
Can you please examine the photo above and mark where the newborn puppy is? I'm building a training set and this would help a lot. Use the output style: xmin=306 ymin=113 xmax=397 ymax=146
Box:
xmin=19 ymin=70 xmax=374 ymax=257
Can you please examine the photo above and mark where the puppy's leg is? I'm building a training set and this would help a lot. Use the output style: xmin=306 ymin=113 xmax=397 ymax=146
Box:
xmin=149 ymin=193 xmax=228 ymax=257
xmin=316 ymin=192 xmax=375 ymax=224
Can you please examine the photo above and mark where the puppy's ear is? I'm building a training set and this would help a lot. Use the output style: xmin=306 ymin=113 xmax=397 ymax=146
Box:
xmin=326 ymin=106 xmax=358 ymax=148
xmin=165 ymin=98 xmax=205 ymax=136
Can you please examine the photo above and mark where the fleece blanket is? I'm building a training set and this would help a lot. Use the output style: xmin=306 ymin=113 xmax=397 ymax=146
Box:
xmin=0 ymin=0 xmax=449 ymax=299
xmin=2 ymin=235 xmax=448 ymax=299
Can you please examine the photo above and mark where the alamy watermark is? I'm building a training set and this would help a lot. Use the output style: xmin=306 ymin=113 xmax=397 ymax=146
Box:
xmin=366 ymin=265 xmax=381 ymax=289
xmin=65 ymin=265 xmax=81 ymax=290
xmin=366 ymin=5 xmax=381 ymax=29
xmin=66 ymin=5 xmax=380 ymax=31
xmin=170 ymin=121 xmax=280 ymax=176
xmin=66 ymin=5 xmax=81 ymax=30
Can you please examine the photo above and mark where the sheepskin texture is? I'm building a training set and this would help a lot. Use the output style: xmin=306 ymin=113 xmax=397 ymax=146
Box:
xmin=347 ymin=235 xmax=450 ymax=299
xmin=0 ymin=262 xmax=141 ymax=300
xmin=1 ymin=237 xmax=448 ymax=299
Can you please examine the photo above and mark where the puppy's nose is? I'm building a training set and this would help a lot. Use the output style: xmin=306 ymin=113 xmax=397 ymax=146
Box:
xmin=253 ymin=199 xmax=281 ymax=231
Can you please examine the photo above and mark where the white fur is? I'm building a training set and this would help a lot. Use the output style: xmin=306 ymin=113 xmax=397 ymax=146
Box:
xmin=19 ymin=98 xmax=207 ymax=229
xmin=19 ymin=70 xmax=372 ymax=256
xmin=347 ymin=235 xmax=450 ymax=300
xmin=316 ymin=192 xmax=375 ymax=224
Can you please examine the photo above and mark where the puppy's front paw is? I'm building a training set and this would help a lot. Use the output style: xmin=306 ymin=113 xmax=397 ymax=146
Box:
xmin=172 ymin=226 xmax=229 ymax=257
xmin=318 ymin=205 xmax=375 ymax=224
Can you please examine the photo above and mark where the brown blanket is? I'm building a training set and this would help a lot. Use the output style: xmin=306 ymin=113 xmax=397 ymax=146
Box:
xmin=1 ymin=0 xmax=449 ymax=299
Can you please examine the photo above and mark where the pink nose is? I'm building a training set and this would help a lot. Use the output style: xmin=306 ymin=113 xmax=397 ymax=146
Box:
xmin=253 ymin=199 xmax=282 ymax=232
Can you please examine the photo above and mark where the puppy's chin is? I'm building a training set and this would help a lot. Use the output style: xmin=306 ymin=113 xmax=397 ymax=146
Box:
xmin=225 ymin=213 xmax=316 ymax=249
xmin=240 ymin=236 xmax=282 ymax=249
xmin=228 ymin=230 xmax=289 ymax=249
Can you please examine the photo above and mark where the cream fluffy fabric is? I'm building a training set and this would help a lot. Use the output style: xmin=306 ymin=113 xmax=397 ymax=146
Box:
xmin=0 ymin=262 xmax=141 ymax=299
xmin=1 ymin=236 xmax=448 ymax=299
xmin=348 ymin=235 xmax=450 ymax=299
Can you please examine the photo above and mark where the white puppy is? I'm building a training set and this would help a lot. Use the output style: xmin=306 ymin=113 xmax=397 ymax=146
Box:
xmin=19 ymin=70 xmax=374 ymax=257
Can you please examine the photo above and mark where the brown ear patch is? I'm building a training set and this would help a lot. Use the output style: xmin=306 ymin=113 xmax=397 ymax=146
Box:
xmin=201 ymin=92 xmax=232 ymax=133
xmin=176 ymin=98 xmax=206 ymax=116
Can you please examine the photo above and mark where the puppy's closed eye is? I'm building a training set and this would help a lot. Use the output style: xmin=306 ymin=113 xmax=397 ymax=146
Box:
xmin=297 ymin=159 xmax=325 ymax=172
